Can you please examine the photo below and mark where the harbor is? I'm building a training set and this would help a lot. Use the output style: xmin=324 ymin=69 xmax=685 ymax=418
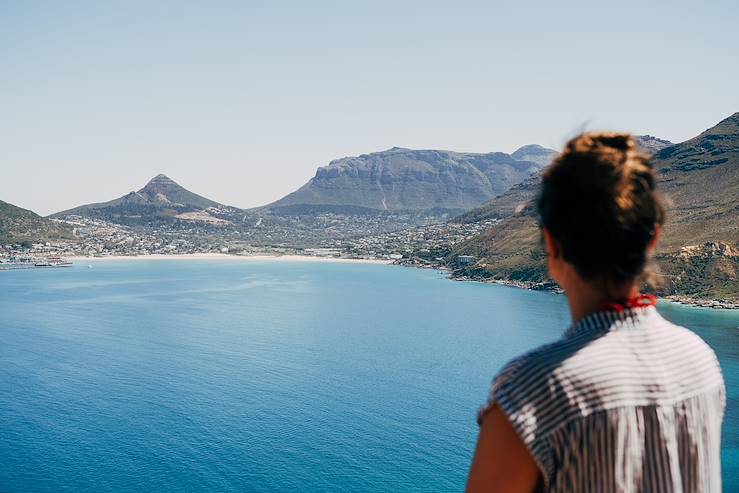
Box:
xmin=0 ymin=255 xmax=73 ymax=270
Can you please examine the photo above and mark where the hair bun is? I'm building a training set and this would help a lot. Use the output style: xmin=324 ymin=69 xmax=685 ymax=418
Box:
xmin=536 ymin=132 xmax=666 ymax=287
xmin=593 ymin=133 xmax=632 ymax=152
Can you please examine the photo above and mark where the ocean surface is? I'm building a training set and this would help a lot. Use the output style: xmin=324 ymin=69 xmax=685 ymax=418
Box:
xmin=1 ymin=259 xmax=737 ymax=492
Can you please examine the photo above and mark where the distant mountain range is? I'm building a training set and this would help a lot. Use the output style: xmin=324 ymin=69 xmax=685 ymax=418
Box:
xmin=3 ymin=112 xmax=736 ymax=302
xmin=264 ymin=146 xmax=556 ymax=215
xmin=51 ymin=174 xmax=238 ymax=225
xmin=51 ymin=145 xmax=558 ymax=224
xmin=0 ymin=200 xmax=74 ymax=245
xmin=451 ymin=115 xmax=739 ymax=302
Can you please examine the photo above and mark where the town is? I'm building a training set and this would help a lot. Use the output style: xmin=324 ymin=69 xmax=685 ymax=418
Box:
xmin=0 ymin=214 xmax=496 ymax=268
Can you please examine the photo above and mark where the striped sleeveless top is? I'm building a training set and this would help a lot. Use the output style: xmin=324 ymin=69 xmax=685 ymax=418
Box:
xmin=478 ymin=306 xmax=725 ymax=492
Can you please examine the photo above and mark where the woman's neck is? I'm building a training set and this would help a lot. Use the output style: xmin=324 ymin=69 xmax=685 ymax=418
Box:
xmin=566 ymin=279 xmax=640 ymax=325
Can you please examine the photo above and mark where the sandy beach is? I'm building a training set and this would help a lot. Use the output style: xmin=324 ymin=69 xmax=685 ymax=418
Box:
xmin=67 ymin=253 xmax=393 ymax=265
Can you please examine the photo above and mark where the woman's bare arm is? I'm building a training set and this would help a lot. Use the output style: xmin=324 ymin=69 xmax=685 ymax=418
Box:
xmin=466 ymin=404 xmax=541 ymax=493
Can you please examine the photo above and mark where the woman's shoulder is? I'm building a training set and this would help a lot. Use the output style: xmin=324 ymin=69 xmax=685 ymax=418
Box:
xmin=652 ymin=315 xmax=720 ymax=358
xmin=478 ymin=336 xmax=587 ymax=422
xmin=493 ymin=335 xmax=593 ymax=392
xmin=494 ymin=308 xmax=723 ymax=392
xmin=647 ymin=315 xmax=725 ymax=392
xmin=476 ymin=337 xmax=589 ymax=482
xmin=481 ymin=311 xmax=726 ymax=427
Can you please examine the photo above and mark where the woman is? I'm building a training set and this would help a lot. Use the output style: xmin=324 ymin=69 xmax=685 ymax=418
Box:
xmin=466 ymin=133 xmax=725 ymax=492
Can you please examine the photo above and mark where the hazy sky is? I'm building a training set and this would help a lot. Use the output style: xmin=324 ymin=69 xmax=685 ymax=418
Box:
xmin=2 ymin=1 xmax=738 ymax=215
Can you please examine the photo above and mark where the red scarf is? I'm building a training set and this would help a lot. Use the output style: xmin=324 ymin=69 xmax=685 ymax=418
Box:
xmin=600 ymin=294 xmax=657 ymax=313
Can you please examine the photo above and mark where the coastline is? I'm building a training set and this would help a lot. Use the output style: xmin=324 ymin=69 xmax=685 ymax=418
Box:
xmin=660 ymin=295 xmax=739 ymax=311
xmin=67 ymin=253 xmax=393 ymax=265
xmin=445 ymin=271 xmax=739 ymax=311
xmin=44 ymin=254 xmax=739 ymax=310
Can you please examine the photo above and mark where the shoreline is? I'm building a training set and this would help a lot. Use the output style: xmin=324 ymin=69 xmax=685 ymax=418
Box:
xmin=66 ymin=253 xmax=393 ymax=265
xmin=445 ymin=272 xmax=739 ymax=311
xmin=659 ymin=295 xmax=739 ymax=311
xmin=32 ymin=253 xmax=739 ymax=310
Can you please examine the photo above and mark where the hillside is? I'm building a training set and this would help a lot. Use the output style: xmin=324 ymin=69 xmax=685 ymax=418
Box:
xmin=652 ymin=113 xmax=739 ymax=251
xmin=454 ymin=135 xmax=674 ymax=224
xmin=450 ymin=117 xmax=738 ymax=303
xmin=52 ymin=174 xmax=237 ymax=225
xmin=453 ymin=173 xmax=543 ymax=223
xmin=0 ymin=200 xmax=75 ymax=245
xmin=265 ymin=146 xmax=553 ymax=215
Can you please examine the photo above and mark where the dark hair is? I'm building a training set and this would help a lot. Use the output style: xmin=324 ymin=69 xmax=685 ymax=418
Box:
xmin=536 ymin=132 xmax=665 ymax=286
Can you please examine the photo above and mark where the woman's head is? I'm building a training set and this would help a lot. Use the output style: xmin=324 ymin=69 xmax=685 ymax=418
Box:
xmin=536 ymin=132 xmax=665 ymax=294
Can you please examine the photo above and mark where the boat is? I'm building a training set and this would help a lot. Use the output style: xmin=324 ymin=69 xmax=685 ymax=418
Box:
xmin=34 ymin=256 xmax=73 ymax=268
xmin=47 ymin=256 xmax=73 ymax=267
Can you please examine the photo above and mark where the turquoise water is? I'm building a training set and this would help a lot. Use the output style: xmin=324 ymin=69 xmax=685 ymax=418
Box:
xmin=1 ymin=260 xmax=737 ymax=492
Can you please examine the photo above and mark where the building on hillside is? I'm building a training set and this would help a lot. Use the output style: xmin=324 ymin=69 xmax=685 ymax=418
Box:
xmin=457 ymin=255 xmax=476 ymax=265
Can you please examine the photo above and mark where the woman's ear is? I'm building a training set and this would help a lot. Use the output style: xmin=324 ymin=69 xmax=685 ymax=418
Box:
xmin=543 ymin=227 xmax=565 ymax=286
xmin=647 ymin=224 xmax=661 ymax=252
xmin=543 ymin=228 xmax=559 ymax=258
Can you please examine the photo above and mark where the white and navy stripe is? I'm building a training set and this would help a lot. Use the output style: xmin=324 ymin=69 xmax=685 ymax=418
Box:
xmin=478 ymin=306 xmax=725 ymax=492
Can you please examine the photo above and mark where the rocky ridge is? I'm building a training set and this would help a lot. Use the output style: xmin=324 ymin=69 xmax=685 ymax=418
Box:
xmin=265 ymin=146 xmax=554 ymax=215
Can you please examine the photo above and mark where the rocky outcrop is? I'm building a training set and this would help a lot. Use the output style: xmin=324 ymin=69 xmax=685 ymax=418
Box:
xmin=679 ymin=242 xmax=739 ymax=259
xmin=636 ymin=135 xmax=674 ymax=154
xmin=657 ymin=242 xmax=738 ymax=307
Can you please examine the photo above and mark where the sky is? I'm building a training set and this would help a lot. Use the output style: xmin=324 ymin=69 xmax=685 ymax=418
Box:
xmin=2 ymin=1 xmax=738 ymax=215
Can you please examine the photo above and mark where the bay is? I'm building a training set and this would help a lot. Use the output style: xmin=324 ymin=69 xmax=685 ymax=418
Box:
xmin=1 ymin=260 xmax=737 ymax=491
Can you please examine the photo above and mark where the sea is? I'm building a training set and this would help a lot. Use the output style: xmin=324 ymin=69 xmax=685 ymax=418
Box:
xmin=1 ymin=259 xmax=737 ymax=492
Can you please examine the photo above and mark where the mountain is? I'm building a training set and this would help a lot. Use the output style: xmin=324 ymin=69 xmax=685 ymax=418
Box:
xmin=454 ymin=135 xmax=675 ymax=224
xmin=453 ymin=172 xmax=543 ymax=223
xmin=450 ymin=118 xmax=738 ymax=302
xmin=636 ymin=135 xmax=674 ymax=154
xmin=265 ymin=146 xmax=553 ymax=216
xmin=510 ymin=144 xmax=558 ymax=166
xmin=652 ymin=113 xmax=738 ymax=251
xmin=52 ymin=174 xmax=235 ymax=225
xmin=0 ymin=200 xmax=75 ymax=245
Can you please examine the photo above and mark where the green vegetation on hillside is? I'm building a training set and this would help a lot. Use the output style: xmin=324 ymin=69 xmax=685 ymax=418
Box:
xmin=0 ymin=200 xmax=75 ymax=245
xmin=657 ymin=245 xmax=738 ymax=302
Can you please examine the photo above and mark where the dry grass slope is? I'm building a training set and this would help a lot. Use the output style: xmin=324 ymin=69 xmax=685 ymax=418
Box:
xmin=451 ymin=114 xmax=739 ymax=303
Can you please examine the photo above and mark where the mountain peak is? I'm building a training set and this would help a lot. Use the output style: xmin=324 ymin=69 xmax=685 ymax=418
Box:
xmin=513 ymin=144 xmax=547 ymax=153
xmin=713 ymin=112 xmax=739 ymax=131
xmin=134 ymin=174 xmax=220 ymax=209
xmin=654 ymin=111 xmax=739 ymax=173
xmin=143 ymin=174 xmax=178 ymax=188
xmin=511 ymin=144 xmax=557 ymax=167
xmin=51 ymin=173 xmax=224 ymax=220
